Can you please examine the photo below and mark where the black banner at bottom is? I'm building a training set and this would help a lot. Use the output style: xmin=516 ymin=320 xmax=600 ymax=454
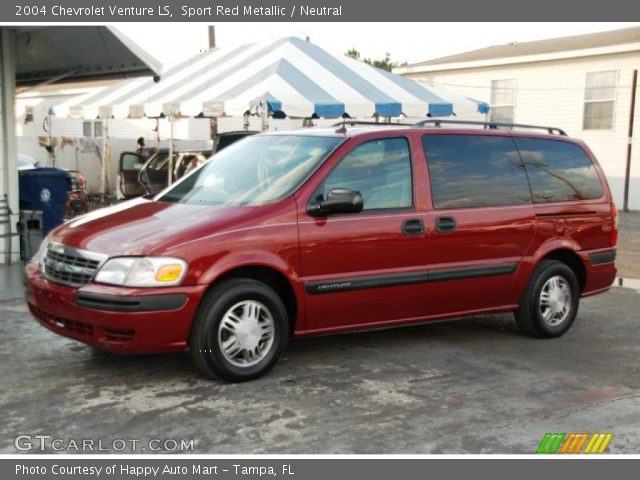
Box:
xmin=3 ymin=458 xmax=639 ymax=480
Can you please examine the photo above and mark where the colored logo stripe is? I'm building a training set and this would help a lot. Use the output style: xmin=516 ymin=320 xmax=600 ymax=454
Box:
xmin=537 ymin=433 xmax=566 ymax=453
xmin=537 ymin=433 xmax=613 ymax=454
xmin=584 ymin=433 xmax=613 ymax=454
xmin=560 ymin=433 xmax=589 ymax=454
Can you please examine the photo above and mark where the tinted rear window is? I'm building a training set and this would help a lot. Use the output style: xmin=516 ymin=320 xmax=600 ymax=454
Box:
xmin=422 ymin=134 xmax=531 ymax=209
xmin=514 ymin=138 xmax=603 ymax=202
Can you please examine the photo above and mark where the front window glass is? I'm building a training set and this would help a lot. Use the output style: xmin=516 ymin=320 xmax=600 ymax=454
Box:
xmin=159 ymin=135 xmax=343 ymax=206
xmin=322 ymin=138 xmax=413 ymax=210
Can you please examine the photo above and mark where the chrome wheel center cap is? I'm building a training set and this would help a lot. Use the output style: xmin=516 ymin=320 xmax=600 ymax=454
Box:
xmin=236 ymin=320 xmax=261 ymax=350
xmin=549 ymin=293 xmax=563 ymax=314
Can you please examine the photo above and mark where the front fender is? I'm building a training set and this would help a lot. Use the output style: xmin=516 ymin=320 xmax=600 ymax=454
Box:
xmin=198 ymin=250 xmax=301 ymax=287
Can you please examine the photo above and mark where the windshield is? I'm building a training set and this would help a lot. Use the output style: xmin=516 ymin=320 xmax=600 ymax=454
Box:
xmin=158 ymin=135 xmax=343 ymax=206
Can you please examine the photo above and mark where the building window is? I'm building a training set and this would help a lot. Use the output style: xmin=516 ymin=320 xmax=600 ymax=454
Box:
xmin=82 ymin=121 xmax=93 ymax=137
xmin=583 ymin=70 xmax=616 ymax=130
xmin=490 ymin=79 xmax=517 ymax=123
xmin=93 ymin=121 xmax=104 ymax=137
xmin=24 ymin=106 xmax=34 ymax=124
xmin=82 ymin=120 xmax=105 ymax=137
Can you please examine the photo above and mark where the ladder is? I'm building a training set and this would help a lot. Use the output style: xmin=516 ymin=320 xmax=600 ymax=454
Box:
xmin=0 ymin=194 xmax=19 ymax=266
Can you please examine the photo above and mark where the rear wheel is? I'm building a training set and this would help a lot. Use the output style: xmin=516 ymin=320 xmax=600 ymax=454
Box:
xmin=514 ymin=260 xmax=580 ymax=338
xmin=189 ymin=279 xmax=288 ymax=382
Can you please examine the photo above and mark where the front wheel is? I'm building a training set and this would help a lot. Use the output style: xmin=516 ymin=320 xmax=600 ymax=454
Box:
xmin=514 ymin=260 xmax=580 ymax=338
xmin=189 ymin=279 xmax=289 ymax=382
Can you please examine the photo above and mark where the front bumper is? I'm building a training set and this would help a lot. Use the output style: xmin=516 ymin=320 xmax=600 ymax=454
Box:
xmin=24 ymin=263 xmax=208 ymax=354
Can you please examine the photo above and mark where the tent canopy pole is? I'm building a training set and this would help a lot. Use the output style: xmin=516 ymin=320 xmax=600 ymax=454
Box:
xmin=260 ymin=100 xmax=269 ymax=131
xmin=155 ymin=117 xmax=160 ymax=151
xmin=98 ymin=106 xmax=113 ymax=197
xmin=167 ymin=115 xmax=175 ymax=186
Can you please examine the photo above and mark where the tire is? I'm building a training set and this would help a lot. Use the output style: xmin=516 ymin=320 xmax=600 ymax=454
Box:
xmin=189 ymin=278 xmax=289 ymax=382
xmin=514 ymin=260 xmax=580 ymax=338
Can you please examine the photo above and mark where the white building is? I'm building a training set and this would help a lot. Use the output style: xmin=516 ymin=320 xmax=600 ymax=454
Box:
xmin=395 ymin=26 xmax=640 ymax=210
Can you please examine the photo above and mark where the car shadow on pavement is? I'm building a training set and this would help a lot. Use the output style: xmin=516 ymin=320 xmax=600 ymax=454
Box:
xmin=75 ymin=313 xmax=520 ymax=384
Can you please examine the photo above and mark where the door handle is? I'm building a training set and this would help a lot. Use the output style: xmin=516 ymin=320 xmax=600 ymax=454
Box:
xmin=435 ymin=216 xmax=457 ymax=233
xmin=401 ymin=218 xmax=425 ymax=236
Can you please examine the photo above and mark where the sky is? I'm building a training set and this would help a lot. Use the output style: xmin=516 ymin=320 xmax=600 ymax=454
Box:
xmin=117 ymin=22 xmax=640 ymax=70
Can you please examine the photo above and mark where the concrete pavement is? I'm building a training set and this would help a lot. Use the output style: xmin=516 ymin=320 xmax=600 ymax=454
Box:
xmin=1 ymin=214 xmax=639 ymax=454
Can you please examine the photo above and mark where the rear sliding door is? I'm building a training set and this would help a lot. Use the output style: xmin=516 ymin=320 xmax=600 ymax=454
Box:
xmin=421 ymin=133 xmax=536 ymax=315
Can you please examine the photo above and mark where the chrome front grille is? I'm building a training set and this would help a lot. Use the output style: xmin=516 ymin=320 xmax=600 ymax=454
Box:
xmin=43 ymin=243 xmax=108 ymax=288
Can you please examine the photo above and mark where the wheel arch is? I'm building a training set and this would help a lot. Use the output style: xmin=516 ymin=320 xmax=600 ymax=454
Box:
xmin=538 ymin=248 xmax=587 ymax=291
xmin=197 ymin=262 xmax=303 ymax=337
xmin=509 ymin=239 xmax=587 ymax=305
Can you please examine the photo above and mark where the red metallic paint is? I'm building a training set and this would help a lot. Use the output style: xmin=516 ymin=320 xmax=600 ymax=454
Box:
xmin=25 ymin=263 xmax=207 ymax=353
xmin=25 ymin=128 xmax=617 ymax=354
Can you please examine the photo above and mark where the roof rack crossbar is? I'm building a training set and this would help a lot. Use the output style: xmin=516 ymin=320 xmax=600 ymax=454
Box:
xmin=414 ymin=119 xmax=567 ymax=136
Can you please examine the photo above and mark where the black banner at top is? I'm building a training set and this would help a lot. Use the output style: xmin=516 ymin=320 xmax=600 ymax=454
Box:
xmin=3 ymin=0 xmax=640 ymax=22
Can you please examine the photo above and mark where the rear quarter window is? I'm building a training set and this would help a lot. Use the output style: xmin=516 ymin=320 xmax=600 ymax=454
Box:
xmin=514 ymin=138 xmax=603 ymax=202
xmin=422 ymin=134 xmax=531 ymax=209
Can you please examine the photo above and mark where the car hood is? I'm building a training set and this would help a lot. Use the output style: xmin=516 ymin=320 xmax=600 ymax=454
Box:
xmin=52 ymin=198 xmax=259 ymax=257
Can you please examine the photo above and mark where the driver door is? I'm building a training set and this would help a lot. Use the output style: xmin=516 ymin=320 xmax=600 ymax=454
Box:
xmin=140 ymin=152 xmax=173 ymax=194
xmin=298 ymin=136 xmax=428 ymax=333
xmin=118 ymin=152 xmax=146 ymax=198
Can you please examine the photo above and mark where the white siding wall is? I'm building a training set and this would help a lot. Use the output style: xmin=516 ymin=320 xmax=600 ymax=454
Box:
xmin=404 ymin=51 xmax=640 ymax=209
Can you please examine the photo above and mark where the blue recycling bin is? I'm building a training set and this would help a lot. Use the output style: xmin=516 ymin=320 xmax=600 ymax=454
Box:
xmin=19 ymin=167 xmax=72 ymax=234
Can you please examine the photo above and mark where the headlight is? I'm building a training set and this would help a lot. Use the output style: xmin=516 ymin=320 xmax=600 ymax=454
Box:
xmin=95 ymin=257 xmax=188 ymax=287
xmin=31 ymin=234 xmax=52 ymax=268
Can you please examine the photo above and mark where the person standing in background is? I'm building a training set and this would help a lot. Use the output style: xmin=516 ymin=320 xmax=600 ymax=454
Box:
xmin=136 ymin=137 xmax=155 ymax=160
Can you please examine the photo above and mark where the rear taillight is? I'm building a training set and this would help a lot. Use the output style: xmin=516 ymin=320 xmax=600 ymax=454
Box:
xmin=611 ymin=203 xmax=618 ymax=247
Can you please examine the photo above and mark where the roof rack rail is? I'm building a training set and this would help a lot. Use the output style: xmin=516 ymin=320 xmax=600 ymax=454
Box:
xmin=332 ymin=120 xmax=415 ymax=127
xmin=332 ymin=120 xmax=415 ymax=133
xmin=414 ymin=119 xmax=567 ymax=136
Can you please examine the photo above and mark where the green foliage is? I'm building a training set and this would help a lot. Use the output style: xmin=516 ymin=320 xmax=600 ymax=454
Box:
xmin=344 ymin=48 xmax=403 ymax=72
xmin=345 ymin=48 xmax=361 ymax=61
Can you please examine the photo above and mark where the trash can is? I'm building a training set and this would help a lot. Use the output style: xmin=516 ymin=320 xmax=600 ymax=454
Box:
xmin=18 ymin=168 xmax=72 ymax=234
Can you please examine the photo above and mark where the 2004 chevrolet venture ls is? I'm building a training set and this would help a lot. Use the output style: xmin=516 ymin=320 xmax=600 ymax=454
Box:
xmin=26 ymin=123 xmax=617 ymax=381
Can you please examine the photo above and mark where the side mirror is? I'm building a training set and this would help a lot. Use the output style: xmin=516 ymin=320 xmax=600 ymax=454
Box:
xmin=307 ymin=188 xmax=364 ymax=217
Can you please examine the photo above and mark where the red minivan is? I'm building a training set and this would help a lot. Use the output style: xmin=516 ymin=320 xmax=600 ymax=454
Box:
xmin=25 ymin=122 xmax=618 ymax=382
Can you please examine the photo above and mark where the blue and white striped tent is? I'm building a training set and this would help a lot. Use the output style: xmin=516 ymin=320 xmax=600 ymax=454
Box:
xmin=53 ymin=36 xmax=489 ymax=120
